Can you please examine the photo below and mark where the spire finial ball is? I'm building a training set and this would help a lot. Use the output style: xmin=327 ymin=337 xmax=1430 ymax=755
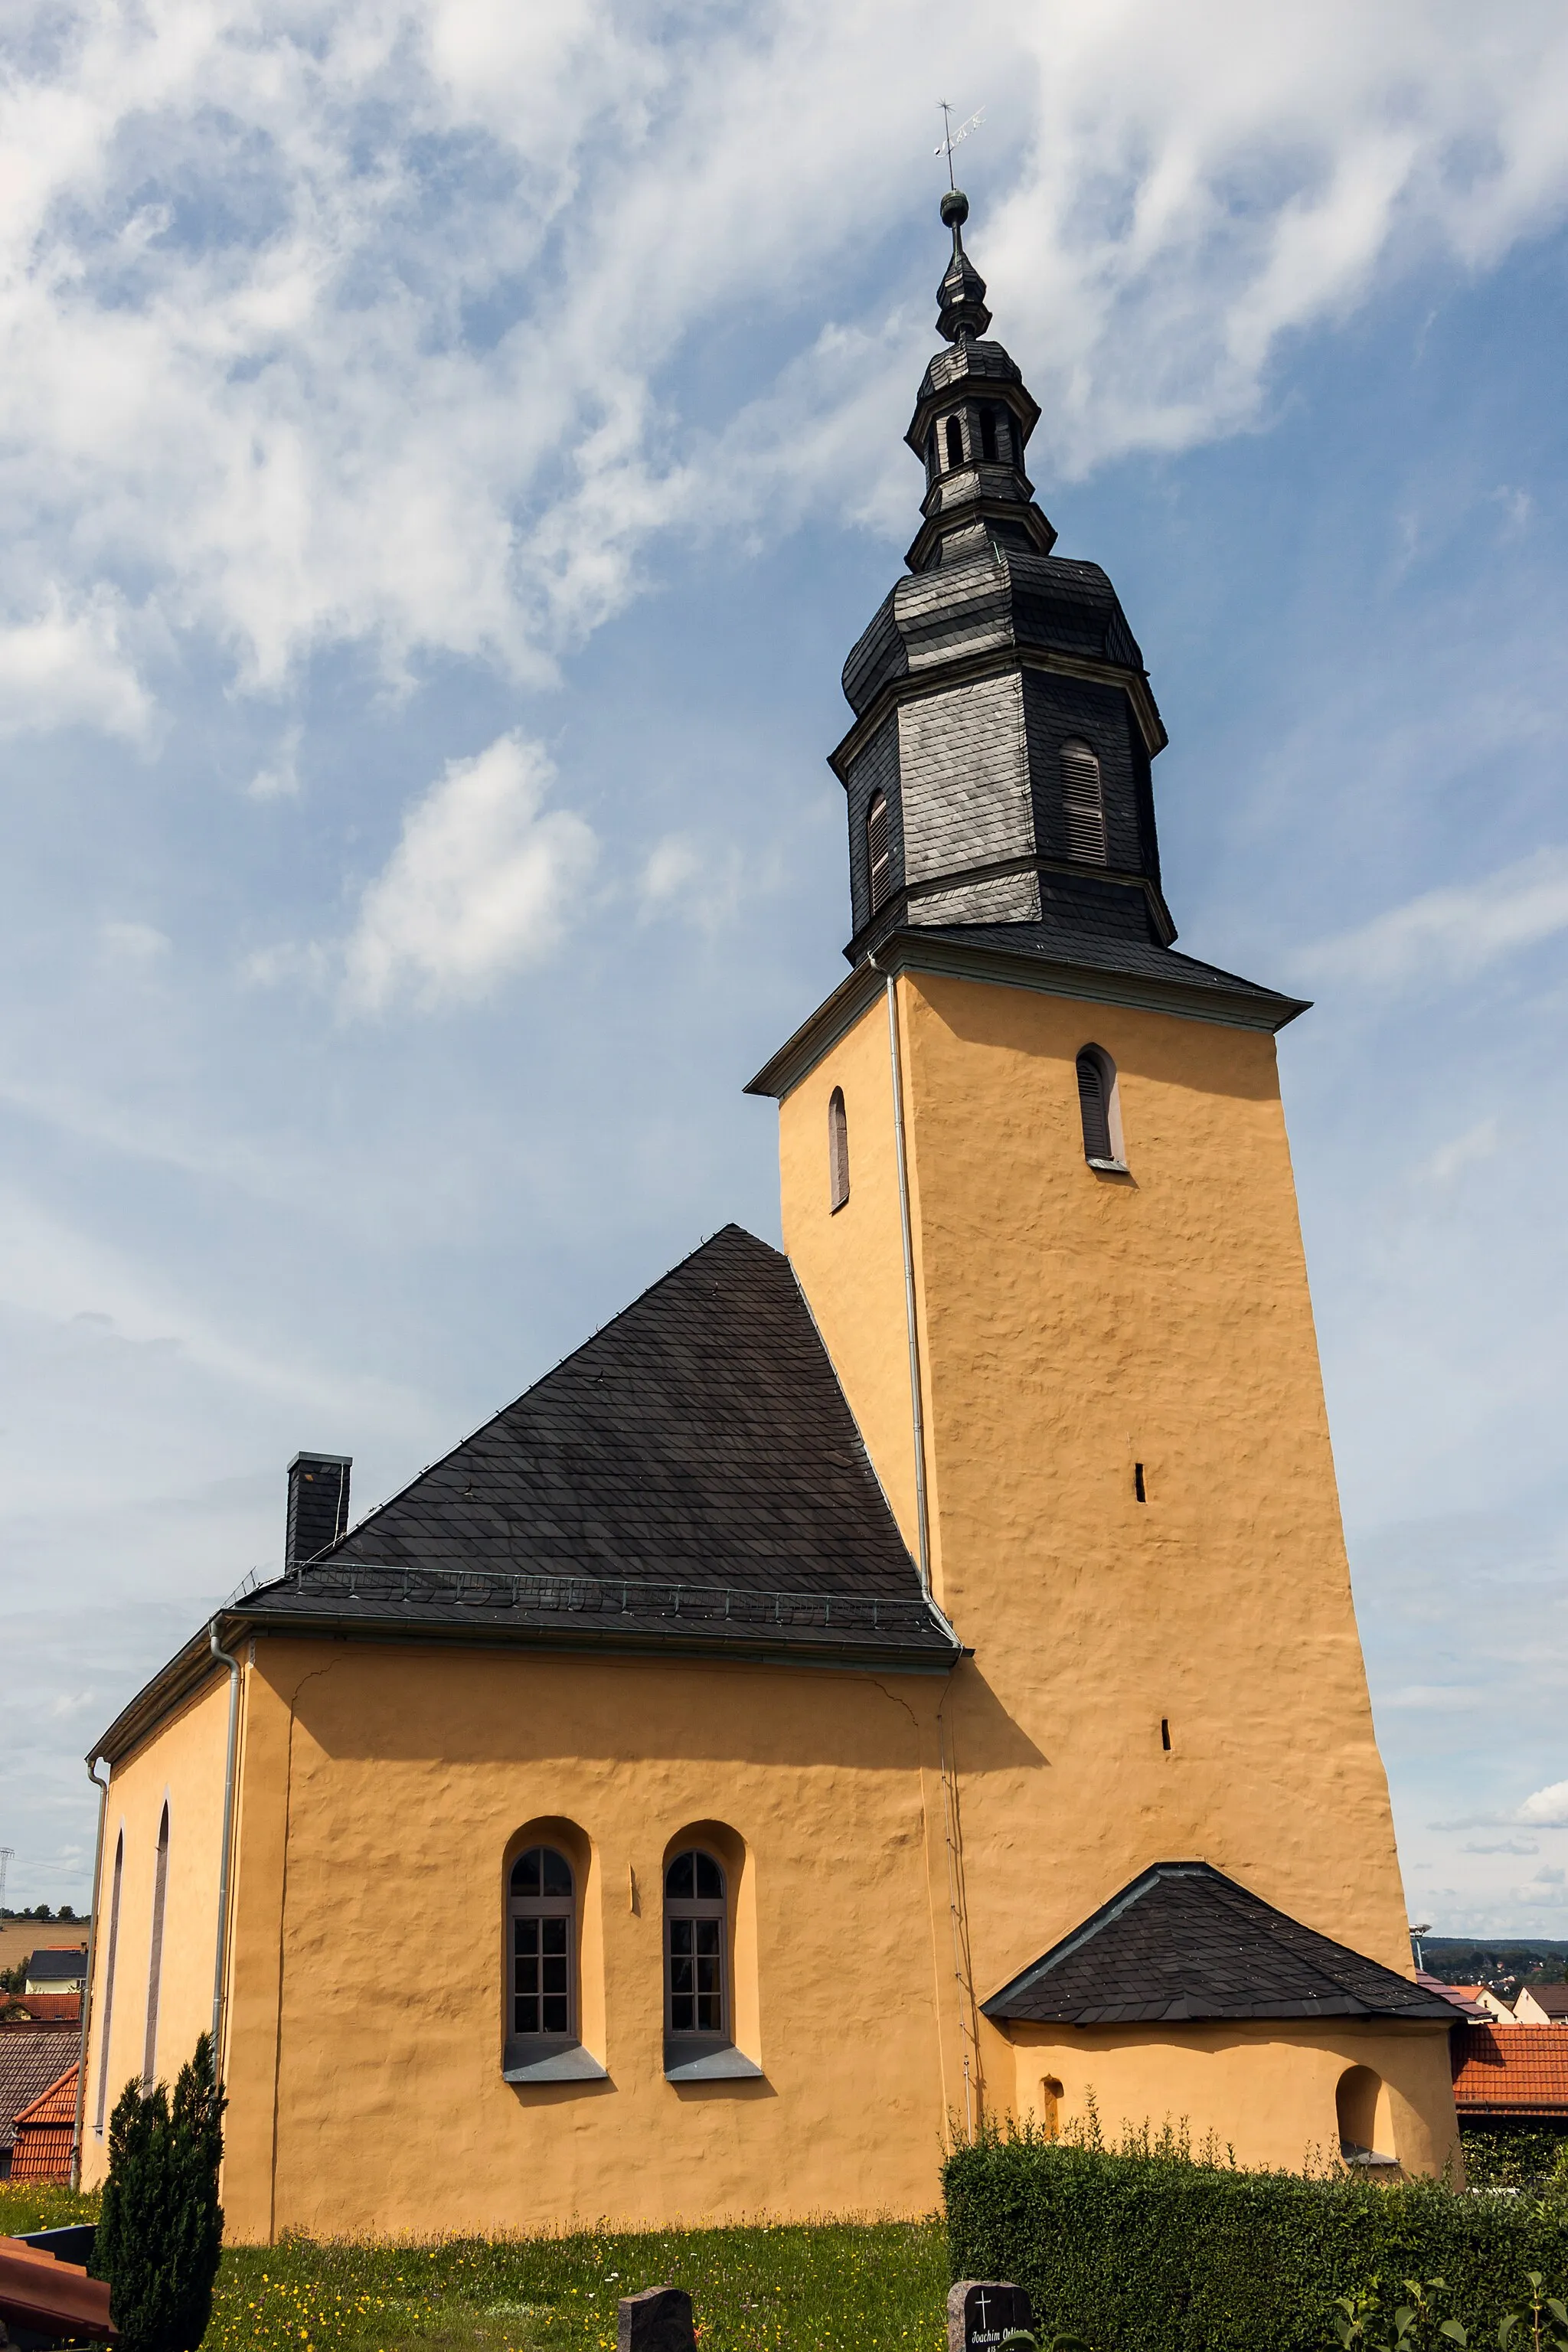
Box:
xmin=940 ymin=188 xmax=969 ymax=230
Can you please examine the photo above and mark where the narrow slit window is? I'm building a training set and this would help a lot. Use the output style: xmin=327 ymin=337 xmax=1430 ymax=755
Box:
xmin=1134 ymin=1462 xmax=1146 ymax=1503
xmin=1161 ymin=1719 xmax=1171 ymax=1752
xmin=142 ymin=1803 xmax=168 ymax=2090
xmin=980 ymin=407 xmax=998 ymax=462
xmin=1060 ymin=740 xmax=1107 ymax=864
xmin=866 ymin=791 xmax=891 ymax=913
xmin=1076 ymin=1046 xmax=1122 ymax=1168
xmin=509 ymin=1845 xmax=575 ymax=2040
xmin=93 ymin=1830 xmax=124 ymax=2132
xmin=828 ymin=1087 xmax=850 ymax=1213
xmin=944 ymin=415 xmax=963 ymax=471
xmin=665 ymin=1848 xmax=727 ymax=2037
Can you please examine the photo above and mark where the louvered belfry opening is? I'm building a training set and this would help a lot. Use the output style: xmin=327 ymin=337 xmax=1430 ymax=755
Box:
xmin=866 ymin=792 xmax=891 ymax=913
xmin=1060 ymin=740 xmax=1107 ymax=863
xmin=1076 ymin=1048 xmax=1114 ymax=1164
xmin=944 ymin=414 xmax=963 ymax=470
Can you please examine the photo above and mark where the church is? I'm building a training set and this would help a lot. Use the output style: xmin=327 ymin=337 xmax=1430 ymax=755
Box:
xmin=76 ymin=193 xmax=1461 ymax=2239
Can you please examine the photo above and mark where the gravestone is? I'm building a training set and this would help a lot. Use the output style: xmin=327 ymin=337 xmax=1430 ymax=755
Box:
xmin=948 ymin=2278 xmax=1034 ymax=2352
xmin=618 ymin=2285 xmax=696 ymax=2352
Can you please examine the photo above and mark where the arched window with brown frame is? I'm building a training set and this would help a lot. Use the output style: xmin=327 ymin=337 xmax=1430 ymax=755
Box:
xmin=665 ymin=1847 xmax=726 ymax=2041
xmin=502 ymin=1834 xmax=604 ymax=2082
xmin=828 ymin=1087 xmax=850 ymax=1213
xmin=1060 ymin=740 xmax=1107 ymax=864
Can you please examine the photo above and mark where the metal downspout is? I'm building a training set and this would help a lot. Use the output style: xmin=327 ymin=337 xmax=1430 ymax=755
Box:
xmin=871 ymin=959 xmax=933 ymax=1597
xmin=70 ymin=1759 xmax=109 ymax=2187
xmin=209 ymin=1622 xmax=243 ymax=2083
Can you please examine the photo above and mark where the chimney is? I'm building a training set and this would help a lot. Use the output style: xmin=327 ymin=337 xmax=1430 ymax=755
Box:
xmin=286 ymin=1452 xmax=351 ymax=1568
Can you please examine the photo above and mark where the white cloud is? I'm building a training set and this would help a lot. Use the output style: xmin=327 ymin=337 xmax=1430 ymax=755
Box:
xmin=1383 ymin=1683 xmax=1488 ymax=1710
xmin=1517 ymin=1779 xmax=1568 ymax=1828
xmin=638 ymin=833 xmax=750 ymax=935
xmin=0 ymin=2 xmax=1563 ymax=703
xmin=0 ymin=591 xmax=149 ymax=739
xmin=100 ymin=920 xmax=170 ymax=965
xmin=1298 ymin=848 xmax=1568 ymax=988
xmin=1425 ymin=1119 xmax=1498 ymax=1186
xmin=341 ymin=732 xmax=596 ymax=1011
xmin=247 ymin=727 xmax=301 ymax=801
xmin=1462 ymin=1837 xmax=1538 ymax=1856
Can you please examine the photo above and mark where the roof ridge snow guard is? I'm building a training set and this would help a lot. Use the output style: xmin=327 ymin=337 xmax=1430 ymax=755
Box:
xmin=264 ymin=1560 xmax=942 ymax=1635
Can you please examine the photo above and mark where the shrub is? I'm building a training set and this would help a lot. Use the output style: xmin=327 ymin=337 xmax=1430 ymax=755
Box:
xmin=942 ymin=2126 xmax=1568 ymax=2352
xmin=95 ymin=2034 xmax=226 ymax=2352
xmin=1462 ymin=2128 xmax=1568 ymax=2194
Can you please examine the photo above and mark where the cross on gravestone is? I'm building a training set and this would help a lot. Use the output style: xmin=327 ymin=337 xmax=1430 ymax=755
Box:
xmin=618 ymin=2285 xmax=697 ymax=2352
xmin=949 ymin=2278 xmax=1034 ymax=2352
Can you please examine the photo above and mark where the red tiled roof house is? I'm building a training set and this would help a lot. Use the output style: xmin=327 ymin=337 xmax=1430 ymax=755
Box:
xmin=8 ymin=2064 xmax=80 ymax=2186
xmin=1451 ymin=2025 xmax=1568 ymax=2122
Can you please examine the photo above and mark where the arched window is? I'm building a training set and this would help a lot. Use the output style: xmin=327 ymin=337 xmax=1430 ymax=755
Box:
xmin=93 ymin=1829 xmax=124 ymax=2133
xmin=828 ymin=1087 xmax=850 ymax=1213
xmin=142 ymin=1803 xmax=168 ymax=2090
xmin=1336 ymin=2065 xmax=1397 ymax=2166
xmin=1060 ymin=740 xmax=1107 ymax=864
xmin=866 ymin=790 xmax=891 ymax=913
xmin=980 ymin=407 xmax=998 ymax=463
xmin=924 ymin=426 xmax=937 ymax=485
xmin=944 ymin=414 xmax=963 ymax=471
xmin=509 ymin=1844 xmax=574 ymax=2042
xmin=665 ymin=1848 xmax=726 ymax=2040
xmin=1040 ymin=2074 xmax=1063 ymax=2141
xmin=1076 ymin=1046 xmax=1125 ymax=1171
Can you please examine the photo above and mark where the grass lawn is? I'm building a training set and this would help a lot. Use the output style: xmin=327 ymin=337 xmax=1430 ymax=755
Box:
xmin=0 ymin=2188 xmax=946 ymax=2352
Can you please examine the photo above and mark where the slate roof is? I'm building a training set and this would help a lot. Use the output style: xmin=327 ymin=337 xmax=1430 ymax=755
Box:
xmin=1452 ymin=2024 xmax=1568 ymax=2114
xmin=21 ymin=1951 xmax=87 ymax=1986
xmin=1414 ymin=1973 xmax=1492 ymax=2023
xmin=230 ymin=1226 xmax=955 ymax=1672
xmin=0 ymin=2033 xmax=79 ymax=2155
xmin=982 ymin=1861 xmax=1459 ymax=2027
xmin=909 ymin=918 xmax=1306 ymax=1027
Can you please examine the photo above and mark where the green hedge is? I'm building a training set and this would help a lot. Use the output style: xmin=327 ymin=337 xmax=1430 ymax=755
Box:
xmin=942 ymin=2130 xmax=1568 ymax=2352
xmin=1459 ymin=2122 xmax=1568 ymax=2192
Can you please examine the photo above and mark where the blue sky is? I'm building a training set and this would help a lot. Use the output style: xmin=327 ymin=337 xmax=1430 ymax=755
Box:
xmin=2 ymin=0 xmax=1566 ymax=1933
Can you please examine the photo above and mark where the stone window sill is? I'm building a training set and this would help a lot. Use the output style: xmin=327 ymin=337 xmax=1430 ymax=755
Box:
xmin=1086 ymin=1158 xmax=1129 ymax=1175
xmin=503 ymin=2040 xmax=608 ymax=2084
xmin=663 ymin=2039 xmax=763 ymax=2083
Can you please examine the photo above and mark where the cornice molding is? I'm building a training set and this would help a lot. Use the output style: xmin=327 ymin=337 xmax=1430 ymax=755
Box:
xmin=744 ymin=928 xmax=1308 ymax=1101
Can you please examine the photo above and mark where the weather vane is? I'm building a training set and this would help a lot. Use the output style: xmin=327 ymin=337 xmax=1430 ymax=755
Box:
xmin=935 ymin=102 xmax=985 ymax=190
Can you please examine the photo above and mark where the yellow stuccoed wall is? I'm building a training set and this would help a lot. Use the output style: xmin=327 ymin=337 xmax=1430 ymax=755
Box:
xmin=781 ymin=966 xmax=1459 ymax=2175
xmin=1005 ymin=2021 xmax=1457 ymax=2179
xmin=80 ymin=1674 xmax=230 ymax=2182
xmin=90 ymin=1635 xmax=964 ymax=2239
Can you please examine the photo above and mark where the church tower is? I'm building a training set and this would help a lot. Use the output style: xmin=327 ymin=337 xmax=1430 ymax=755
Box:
xmin=750 ymin=194 xmax=1458 ymax=2164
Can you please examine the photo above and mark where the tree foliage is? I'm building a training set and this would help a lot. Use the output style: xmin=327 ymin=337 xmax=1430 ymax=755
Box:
xmin=95 ymin=2035 xmax=226 ymax=2352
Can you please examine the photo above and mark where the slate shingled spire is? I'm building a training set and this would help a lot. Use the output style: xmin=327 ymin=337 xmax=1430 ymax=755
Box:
xmin=825 ymin=192 xmax=1306 ymax=1031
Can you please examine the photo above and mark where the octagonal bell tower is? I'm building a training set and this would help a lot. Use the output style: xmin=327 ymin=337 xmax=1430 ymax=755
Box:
xmin=835 ymin=189 xmax=1169 ymax=969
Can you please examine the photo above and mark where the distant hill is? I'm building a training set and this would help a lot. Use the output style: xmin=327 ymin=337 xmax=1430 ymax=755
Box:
xmin=1422 ymin=1936 xmax=1568 ymax=1993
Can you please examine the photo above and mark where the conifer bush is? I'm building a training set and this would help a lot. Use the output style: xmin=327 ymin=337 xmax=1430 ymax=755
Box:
xmin=95 ymin=2034 xmax=226 ymax=2352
